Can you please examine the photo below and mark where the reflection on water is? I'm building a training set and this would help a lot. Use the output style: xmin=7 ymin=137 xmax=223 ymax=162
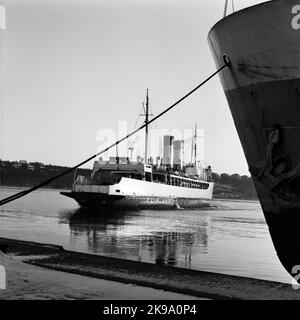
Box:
xmin=59 ymin=208 xmax=209 ymax=268
xmin=0 ymin=186 xmax=293 ymax=283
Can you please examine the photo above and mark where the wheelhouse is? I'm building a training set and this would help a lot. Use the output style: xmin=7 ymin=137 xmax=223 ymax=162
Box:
xmin=91 ymin=170 xmax=143 ymax=185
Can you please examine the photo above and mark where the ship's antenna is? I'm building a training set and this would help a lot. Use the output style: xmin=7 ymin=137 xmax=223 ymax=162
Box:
xmin=223 ymin=0 xmax=229 ymax=17
xmin=231 ymin=0 xmax=235 ymax=13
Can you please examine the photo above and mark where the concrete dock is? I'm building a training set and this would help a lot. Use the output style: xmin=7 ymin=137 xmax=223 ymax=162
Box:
xmin=0 ymin=237 xmax=299 ymax=300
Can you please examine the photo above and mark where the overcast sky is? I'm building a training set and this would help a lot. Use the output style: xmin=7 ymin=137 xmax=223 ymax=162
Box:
xmin=0 ymin=0 xmax=268 ymax=174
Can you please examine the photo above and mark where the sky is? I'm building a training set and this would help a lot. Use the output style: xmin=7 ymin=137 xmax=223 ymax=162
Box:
xmin=0 ymin=0 xmax=268 ymax=175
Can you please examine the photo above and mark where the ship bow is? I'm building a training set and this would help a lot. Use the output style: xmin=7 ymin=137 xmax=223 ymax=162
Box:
xmin=209 ymin=0 xmax=300 ymax=278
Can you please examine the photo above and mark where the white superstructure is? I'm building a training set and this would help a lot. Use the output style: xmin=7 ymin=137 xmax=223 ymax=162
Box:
xmin=61 ymin=91 xmax=214 ymax=209
xmin=62 ymin=152 xmax=214 ymax=209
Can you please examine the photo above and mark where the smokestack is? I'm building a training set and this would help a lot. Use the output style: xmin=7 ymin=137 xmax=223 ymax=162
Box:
xmin=163 ymin=135 xmax=174 ymax=168
xmin=173 ymin=140 xmax=183 ymax=170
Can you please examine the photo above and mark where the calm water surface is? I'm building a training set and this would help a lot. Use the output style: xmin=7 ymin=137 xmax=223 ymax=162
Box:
xmin=0 ymin=186 xmax=293 ymax=284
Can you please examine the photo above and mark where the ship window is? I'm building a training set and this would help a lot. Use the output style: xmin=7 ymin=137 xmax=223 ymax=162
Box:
xmin=203 ymin=183 xmax=209 ymax=190
xmin=92 ymin=170 xmax=112 ymax=185
xmin=92 ymin=170 xmax=143 ymax=185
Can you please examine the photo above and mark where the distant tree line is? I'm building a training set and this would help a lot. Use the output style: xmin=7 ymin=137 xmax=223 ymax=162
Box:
xmin=0 ymin=160 xmax=91 ymax=189
xmin=0 ymin=159 xmax=258 ymax=199
xmin=212 ymin=172 xmax=257 ymax=200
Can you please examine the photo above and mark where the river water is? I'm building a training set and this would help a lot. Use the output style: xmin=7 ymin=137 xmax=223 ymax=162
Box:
xmin=0 ymin=186 xmax=293 ymax=284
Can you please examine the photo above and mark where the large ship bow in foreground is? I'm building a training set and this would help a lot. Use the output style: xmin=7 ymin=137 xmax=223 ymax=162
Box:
xmin=209 ymin=0 xmax=300 ymax=278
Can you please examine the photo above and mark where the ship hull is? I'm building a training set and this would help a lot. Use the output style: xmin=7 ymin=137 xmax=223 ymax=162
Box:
xmin=61 ymin=191 xmax=210 ymax=210
xmin=61 ymin=176 xmax=213 ymax=210
xmin=209 ymin=0 xmax=300 ymax=278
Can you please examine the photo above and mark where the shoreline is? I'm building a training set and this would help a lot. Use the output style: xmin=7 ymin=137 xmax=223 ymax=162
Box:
xmin=0 ymin=184 xmax=257 ymax=201
xmin=0 ymin=237 xmax=298 ymax=300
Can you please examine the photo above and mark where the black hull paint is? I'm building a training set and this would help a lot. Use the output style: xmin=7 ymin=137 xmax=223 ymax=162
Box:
xmin=227 ymin=81 xmax=300 ymax=276
xmin=209 ymin=0 xmax=300 ymax=279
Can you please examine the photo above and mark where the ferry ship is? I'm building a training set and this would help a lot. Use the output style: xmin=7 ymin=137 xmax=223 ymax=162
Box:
xmin=61 ymin=92 xmax=214 ymax=209
xmin=209 ymin=0 xmax=300 ymax=278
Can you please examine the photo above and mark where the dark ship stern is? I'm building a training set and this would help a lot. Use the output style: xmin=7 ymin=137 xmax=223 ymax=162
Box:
xmin=209 ymin=0 xmax=300 ymax=279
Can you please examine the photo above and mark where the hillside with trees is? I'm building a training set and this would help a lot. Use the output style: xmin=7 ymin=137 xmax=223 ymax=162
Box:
xmin=0 ymin=159 xmax=257 ymax=200
xmin=0 ymin=160 xmax=90 ymax=189
xmin=212 ymin=173 xmax=257 ymax=200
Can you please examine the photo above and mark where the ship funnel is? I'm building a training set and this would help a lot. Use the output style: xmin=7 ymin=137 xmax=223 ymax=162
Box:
xmin=163 ymin=135 xmax=174 ymax=168
xmin=173 ymin=140 xmax=183 ymax=170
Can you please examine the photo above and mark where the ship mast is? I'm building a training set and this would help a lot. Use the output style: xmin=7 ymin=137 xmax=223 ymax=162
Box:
xmin=194 ymin=123 xmax=197 ymax=166
xmin=190 ymin=123 xmax=197 ymax=166
xmin=190 ymin=135 xmax=193 ymax=164
xmin=144 ymin=89 xmax=149 ymax=163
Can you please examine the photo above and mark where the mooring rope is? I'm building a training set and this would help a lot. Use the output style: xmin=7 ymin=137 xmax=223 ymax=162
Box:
xmin=0 ymin=59 xmax=229 ymax=207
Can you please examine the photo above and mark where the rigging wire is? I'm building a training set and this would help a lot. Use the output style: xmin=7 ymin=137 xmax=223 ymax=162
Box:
xmin=128 ymin=102 xmax=145 ymax=153
xmin=132 ymin=103 xmax=144 ymax=132
xmin=223 ymin=0 xmax=229 ymax=18
xmin=223 ymin=0 xmax=234 ymax=17
xmin=0 ymin=60 xmax=229 ymax=207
